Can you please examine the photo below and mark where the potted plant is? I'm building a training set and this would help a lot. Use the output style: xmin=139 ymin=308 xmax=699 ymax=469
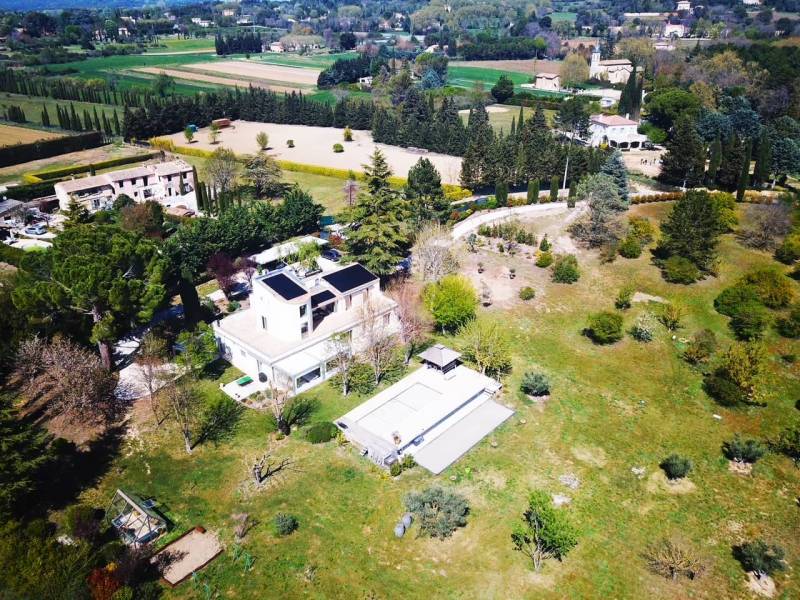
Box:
xmin=477 ymin=262 xmax=484 ymax=274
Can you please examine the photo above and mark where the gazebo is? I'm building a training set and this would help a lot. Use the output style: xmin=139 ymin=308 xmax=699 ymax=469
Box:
xmin=418 ymin=344 xmax=461 ymax=376
xmin=106 ymin=489 xmax=167 ymax=547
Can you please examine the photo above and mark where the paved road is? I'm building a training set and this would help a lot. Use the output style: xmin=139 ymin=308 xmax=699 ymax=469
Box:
xmin=451 ymin=201 xmax=584 ymax=239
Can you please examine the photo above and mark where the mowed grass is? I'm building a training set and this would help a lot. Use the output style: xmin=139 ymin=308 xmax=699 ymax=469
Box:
xmin=145 ymin=37 xmax=217 ymax=53
xmin=252 ymin=52 xmax=358 ymax=70
xmin=461 ymin=104 xmax=557 ymax=133
xmin=0 ymin=123 xmax=62 ymax=146
xmin=448 ymin=65 xmax=532 ymax=91
xmin=81 ymin=203 xmax=800 ymax=599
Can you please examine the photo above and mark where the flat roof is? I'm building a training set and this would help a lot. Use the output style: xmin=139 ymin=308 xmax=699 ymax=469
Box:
xmin=322 ymin=263 xmax=377 ymax=293
xmin=262 ymin=272 xmax=307 ymax=300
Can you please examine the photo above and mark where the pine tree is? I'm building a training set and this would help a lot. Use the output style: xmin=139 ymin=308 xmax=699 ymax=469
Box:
xmin=346 ymin=150 xmax=408 ymax=275
xmin=460 ymin=103 xmax=494 ymax=189
xmin=659 ymin=115 xmax=706 ymax=187
xmin=707 ymin=135 xmax=722 ymax=186
xmin=736 ymin=140 xmax=752 ymax=202
xmin=716 ymin=136 xmax=745 ymax=191
xmin=600 ymin=150 xmax=630 ymax=206
xmin=0 ymin=398 xmax=52 ymax=520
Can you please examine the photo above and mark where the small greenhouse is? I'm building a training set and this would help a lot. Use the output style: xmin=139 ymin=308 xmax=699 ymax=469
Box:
xmin=106 ymin=489 xmax=167 ymax=547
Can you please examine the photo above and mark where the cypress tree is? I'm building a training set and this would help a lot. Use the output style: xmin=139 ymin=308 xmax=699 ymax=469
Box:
xmin=527 ymin=179 xmax=539 ymax=204
xmin=707 ymin=135 xmax=722 ymax=186
xmin=495 ymin=180 xmax=509 ymax=206
xmin=569 ymin=179 xmax=577 ymax=198
xmin=550 ymin=175 xmax=559 ymax=202
xmin=83 ymin=109 xmax=93 ymax=131
xmin=753 ymin=130 xmax=771 ymax=188
xmin=113 ymin=111 xmax=121 ymax=136
xmin=659 ymin=115 xmax=706 ymax=187
xmin=736 ymin=140 xmax=752 ymax=202
xmin=41 ymin=105 xmax=50 ymax=127
xmin=510 ymin=116 xmax=516 ymax=138
xmin=716 ymin=136 xmax=744 ymax=191
xmin=92 ymin=107 xmax=101 ymax=131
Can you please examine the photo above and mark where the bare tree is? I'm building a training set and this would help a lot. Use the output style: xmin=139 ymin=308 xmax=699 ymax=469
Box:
xmin=411 ymin=222 xmax=460 ymax=283
xmin=644 ymin=539 xmax=705 ymax=581
xmin=136 ymin=332 xmax=169 ymax=424
xmin=343 ymin=178 xmax=359 ymax=207
xmin=387 ymin=281 xmax=428 ymax=364
xmin=161 ymin=382 xmax=200 ymax=454
xmin=738 ymin=203 xmax=793 ymax=250
xmin=234 ymin=256 xmax=258 ymax=289
xmin=326 ymin=332 xmax=355 ymax=395
xmin=359 ymin=296 xmax=398 ymax=385
xmin=13 ymin=336 xmax=119 ymax=427
xmin=250 ymin=452 xmax=294 ymax=488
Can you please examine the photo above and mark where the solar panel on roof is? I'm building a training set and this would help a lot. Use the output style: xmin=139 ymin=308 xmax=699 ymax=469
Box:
xmin=263 ymin=273 xmax=306 ymax=300
xmin=310 ymin=290 xmax=335 ymax=307
xmin=322 ymin=264 xmax=377 ymax=293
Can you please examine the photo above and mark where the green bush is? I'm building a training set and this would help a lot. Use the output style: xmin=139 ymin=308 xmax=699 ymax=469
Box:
xmin=774 ymin=424 xmax=800 ymax=462
xmin=618 ymin=235 xmax=642 ymax=259
xmin=741 ymin=268 xmax=793 ymax=309
xmin=586 ymin=311 xmax=624 ymax=344
xmin=274 ymin=513 xmax=299 ymax=536
xmin=722 ymin=435 xmax=766 ymax=464
xmin=519 ymin=286 xmax=536 ymax=301
xmin=539 ymin=235 xmax=551 ymax=252
xmin=552 ymin=255 xmax=580 ymax=283
xmin=332 ymin=143 xmax=344 ymax=153
xmin=628 ymin=216 xmax=655 ymax=244
xmin=777 ymin=304 xmax=800 ymax=338
xmin=683 ymin=329 xmax=717 ymax=364
xmin=703 ymin=373 xmax=747 ymax=407
xmin=535 ymin=251 xmax=554 ymax=268
xmin=729 ymin=302 xmax=769 ymax=340
xmin=775 ymin=234 xmax=800 ymax=264
xmin=715 ymin=284 xmax=760 ymax=317
xmin=520 ymin=371 xmax=550 ymax=396
xmin=615 ymin=284 xmax=634 ymax=310
xmin=404 ymin=487 xmax=469 ymax=539
xmin=287 ymin=139 xmax=295 ymax=148
xmin=63 ymin=504 xmax=100 ymax=541
xmin=734 ymin=540 xmax=785 ymax=577
xmin=390 ymin=461 xmax=402 ymax=477
xmin=348 ymin=362 xmax=376 ymax=395
xmin=660 ymin=454 xmax=692 ymax=480
xmin=305 ymin=421 xmax=339 ymax=444
xmin=662 ymin=256 xmax=700 ymax=284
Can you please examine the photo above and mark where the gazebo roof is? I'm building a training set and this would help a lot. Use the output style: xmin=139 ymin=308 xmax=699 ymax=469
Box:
xmin=418 ymin=344 xmax=461 ymax=369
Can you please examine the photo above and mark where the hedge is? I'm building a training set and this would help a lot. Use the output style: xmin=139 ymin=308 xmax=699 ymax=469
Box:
xmin=0 ymin=132 xmax=105 ymax=168
xmin=151 ymin=137 xmax=473 ymax=201
xmin=6 ymin=180 xmax=56 ymax=201
xmin=24 ymin=152 xmax=162 ymax=183
xmin=630 ymin=191 xmax=776 ymax=205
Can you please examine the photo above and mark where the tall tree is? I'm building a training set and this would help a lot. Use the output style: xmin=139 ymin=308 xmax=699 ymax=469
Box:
xmin=555 ymin=98 xmax=590 ymax=189
xmin=707 ymin=135 xmax=722 ymax=185
xmin=12 ymin=225 xmax=166 ymax=369
xmin=460 ymin=103 xmax=494 ymax=189
xmin=659 ymin=115 xmax=706 ymax=187
xmin=599 ymin=151 xmax=630 ymax=206
xmin=657 ymin=190 xmax=723 ymax=271
xmin=347 ymin=149 xmax=409 ymax=275
xmin=736 ymin=140 xmax=753 ymax=201
xmin=406 ymin=158 xmax=448 ymax=225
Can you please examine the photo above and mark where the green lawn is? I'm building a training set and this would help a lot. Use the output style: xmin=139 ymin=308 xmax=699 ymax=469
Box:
xmin=462 ymin=104 xmax=557 ymax=133
xmin=77 ymin=202 xmax=800 ymax=599
xmin=0 ymin=93 xmax=122 ymax=127
xmin=251 ymin=52 xmax=358 ymax=70
xmin=550 ymin=11 xmax=578 ymax=22
xmin=447 ymin=65 xmax=532 ymax=91
xmin=145 ymin=37 xmax=217 ymax=53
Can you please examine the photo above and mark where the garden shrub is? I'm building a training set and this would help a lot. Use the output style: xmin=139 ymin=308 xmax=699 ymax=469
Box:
xmin=390 ymin=461 xmax=402 ymax=476
xmin=630 ymin=312 xmax=657 ymax=342
xmin=775 ymin=234 xmax=800 ymax=264
xmin=618 ymin=235 xmax=642 ymax=259
xmin=703 ymin=373 xmax=747 ymax=407
xmin=552 ymin=254 xmax=580 ymax=283
xmin=722 ymin=435 xmax=766 ymax=464
xmin=348 ymin=362 xmax=376 ymax=395
xmin=404 ymin=487 xmax=469 ymax=539
xmin=741 ymin=268 xmax=793 ymax=309
xmin=628 ymin=216 xmax=655 ymax=245
xmin=728 ymin=302 xmax=769 ymax=340
xmin=662 ymin=256 xmax=700 ymax=284
xmin=776 ymin=304 xmax=800 ymax=338
xmin=683 ymin=329 xmax=717 ymax=364
xmin=63 ymin=504 xmax=100 ymax=541
xmin=539 ymin=235 xmax=551 ymax=252
xmin=586 ymin=311 xmax=624 ymax=344
xmin=535 ymin=251 xmax=554 ymax=268
xmin=615 ymin=284 xmax=634 ymax=310
xmin=519 ymin=287 xmax=536 ymax=301
xmin=774 ymin=423 xmax=800 ymax=462
xmin=305 ymin=421 xmax=339 ymax=444
xmin=658 ymin=303 xmax=685 ymax=331
xmin=520 ymin=371 xmax=550 ymax=396
xmin=660 ymin=454 xmax=692 ymax=480
xmin=274 ymin=513 xmax=299 ymax=536
xmin=287 ymin=139 xmax=295 ymax=148
xmin=332 ymin=143 xmax=344 ymax=153
xmin=733 ymin=540 xmax=785 ymax=577
xmin=714 ymin=284 xmax=760 ymax=317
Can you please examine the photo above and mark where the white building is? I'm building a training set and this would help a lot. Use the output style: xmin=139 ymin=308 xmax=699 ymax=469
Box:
xmin=54 ymin=160 xmax=197 ymax=213
xmin=534 ymin=72 xmax=560 ymax=91
xmin=358 ymin=75 xmax=373 ymax=88
xmin=214 ymin=260 xmax=399 ymax=396
xmin=676 ymin=1 xmax=692 ymax=11
xmin=588 ymin=114 xmax=648 ymax=150
xmin=663 ymin=21 xmax=686 ymax=37
xmin=589 ymin=49 xmax=633 ymax=85
xmin=742 ymin=0 xmax=761 ymax=5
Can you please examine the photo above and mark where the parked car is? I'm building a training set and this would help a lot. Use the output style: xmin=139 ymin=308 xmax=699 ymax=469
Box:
xmin=321 ymin=248 xmax=342 ymax=262
xmin=24 ymin=224 xmax=47 ymax=236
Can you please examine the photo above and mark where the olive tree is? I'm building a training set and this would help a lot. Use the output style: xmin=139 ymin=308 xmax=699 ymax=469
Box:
xmin=511 ymin=490 xmax=578 ymax=571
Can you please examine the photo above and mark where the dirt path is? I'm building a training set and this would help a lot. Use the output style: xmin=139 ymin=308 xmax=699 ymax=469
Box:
xmin=451 ymin=201 xmax=581 ymax=240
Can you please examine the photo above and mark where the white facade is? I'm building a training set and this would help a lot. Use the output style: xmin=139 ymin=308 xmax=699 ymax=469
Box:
xmin=214 ymin=261 xmax=399 ymax=396
xmin=676 ymin=1 xmax=692 ymax=11
xmin=663 ymin=22 xmax=686 ymax=37
xmin=54 ymin=160 xmax=197 ymax=213
xmin=588 ymin=114 xmax=648 ymax=149
xmin=589 ymin=49 xmax=633 ymax=85
xmin=534 ymin=72 xmax=560 ymax=91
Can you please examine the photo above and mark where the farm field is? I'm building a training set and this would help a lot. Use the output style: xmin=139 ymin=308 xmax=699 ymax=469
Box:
xmin=161 ymin=120 xmax=463 ymax=184
xmin=145 ymin=37 xmax=217 ymax=53
xmin=187 ymin=60 xmax=321 ymax=86
xmin=252 ymin=51 xmax=357 ymax=70
xmin=133 ymin=67 xmax=305 ymax=94
xmin=0 ymin=123 xmax=62 ymax=146
xmin=450 ymin=59 xmax=562 ymax=76
xmin=78 ymin=201 xmax=800 ymax=599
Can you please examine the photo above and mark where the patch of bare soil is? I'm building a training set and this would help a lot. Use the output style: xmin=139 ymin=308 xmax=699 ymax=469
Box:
xmin=646 ymin=470 xmax=696 ymax=495
xmin=728 ymin=460 xmax=754 ymax=476
xmin=571 ymin=445 xmax=607 ymax=468
xmin=632 ymin=292 xmax=667 ymax=304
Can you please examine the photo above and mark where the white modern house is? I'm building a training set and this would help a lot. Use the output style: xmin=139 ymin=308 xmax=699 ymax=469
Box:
xmin=336 ymin=345 xmax=513 ymax=474
xmin=54 ymin=160 xmax=197 ymax=213
xmin=588 ymin=114 xmax=649 ymax=149
xmin=589 ymin=48 xmax=634 ymax=84
xmin=214 ymin=260 xmax=398 ymax=396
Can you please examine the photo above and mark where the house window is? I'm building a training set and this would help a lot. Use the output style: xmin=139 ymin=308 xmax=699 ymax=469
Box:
xmin=299 ymin=304 xmax=307 ymax=317
xmin=345 ymin=294 xmax=352 ymax=309
xmin=300 ymin=323 xmax=309 ymax=339
xmin=261 ymin=315 xmax=267 ymax=330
